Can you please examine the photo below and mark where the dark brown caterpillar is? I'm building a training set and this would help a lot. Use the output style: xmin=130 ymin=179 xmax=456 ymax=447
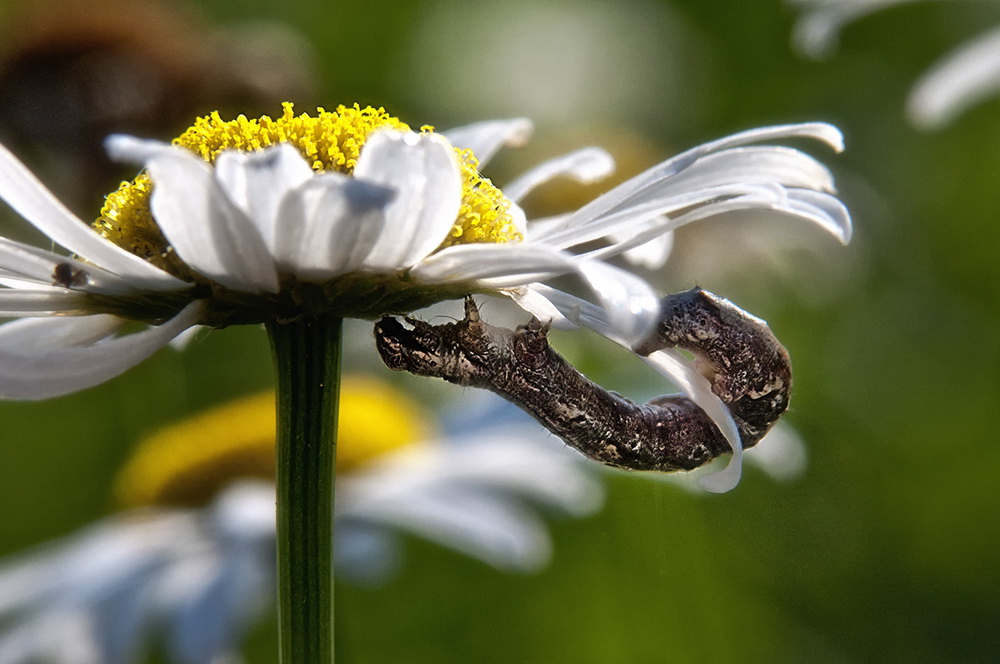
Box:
xmin=373 ymin=289 xmax=790 ymax=473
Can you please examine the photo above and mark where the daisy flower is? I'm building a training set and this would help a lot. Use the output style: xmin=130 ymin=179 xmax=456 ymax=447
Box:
xmin=0 ymin=102 xmax=849 ymax=661
xmin=0 ymin=376 xmax=601 ymax=664
xmin=791 ymin=0 xmax=1000 ymax=128
xmin=0 ymin=102 xmax=848 ymax=400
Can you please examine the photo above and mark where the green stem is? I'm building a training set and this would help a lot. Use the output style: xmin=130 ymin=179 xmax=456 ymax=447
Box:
xmin=267 ymin=315 xmax=343 ymax=664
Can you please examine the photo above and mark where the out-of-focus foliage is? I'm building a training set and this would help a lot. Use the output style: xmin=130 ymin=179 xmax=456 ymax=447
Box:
xmin=1 ymin=0 xmax=998 ymax=662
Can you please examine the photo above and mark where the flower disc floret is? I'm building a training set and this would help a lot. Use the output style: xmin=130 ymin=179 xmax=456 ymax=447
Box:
xmin=94 ymin=103 xmax=521 ymax=283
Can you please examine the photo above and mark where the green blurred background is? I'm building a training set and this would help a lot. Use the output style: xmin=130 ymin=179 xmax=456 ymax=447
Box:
xmin=1 ymin=0 xmax=999 ymax=661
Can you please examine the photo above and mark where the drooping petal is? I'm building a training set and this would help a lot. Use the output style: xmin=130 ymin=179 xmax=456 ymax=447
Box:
xmin=0 ymin=300 xmax=204 ymax=400
xmin=634 ymin=146 xmax=838 ymax=198
xmin=106 ymin=136 xmax=279 ymax=293
xmin=0 ymin=314 xmax=125 ymax=351
xmin=213 ymin=143 xmax=314 ymax=253
xmin=583 ymin=186 xmax=852 ymax=266
xmin=0 ymin=143 xmax=187 ymax=291
xmin=442 ymin=118 xmax=533 ymax=167
xmin=778 ymin=188 xmax=853 ymax=243
xmin=907 ymin=25 xmax=1000 ymax=129
xmin=274 ymin=173 xmax=393 ymax=279
xmin=543 ymin=123 xmax=843 ymax=241
xmin=507 ymin=285 xmax=579 ymax=331
xmin=574 ymin=260 xmax=661 ymax=344
xmin=539 ymin=182 xmax=786 ymax=250
xmin=354 ymin=130 xmax=463 ymax=269
xmin=651 ymin=186 xmax=852 ymax=245
xmin=411 ymin=243 xmax=576 ymax=286
xmin=643 ymin=350 xmax=743 ymax=493
xmin=502 ymin=147 xmax=615 ymax=203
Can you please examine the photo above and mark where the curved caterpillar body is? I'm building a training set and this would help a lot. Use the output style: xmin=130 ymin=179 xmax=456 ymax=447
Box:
xmin=374 ymin=289 xmax=791 ymax=473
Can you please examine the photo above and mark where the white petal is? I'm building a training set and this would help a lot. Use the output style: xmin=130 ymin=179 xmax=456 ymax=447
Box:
xmin=0 ymin=300 xmax=204 ymax=400
xmin=614 ymin=225 xmax=674 ymax=270
xmin=539 ymin=142 xmax=841 ymax=250
xmin=274 ymin=173 xmax=393 ymax=279
xmin=0 ymin=314 xmax=124 ymax=351
xmin=0 ymin=142 xmax=187 ymax=291
xmin=643 ymin=350 xmax=743 ymax=493
xmin=0 ymin=275 xmax=59 ymax=290
xmin=640 ymin=146 xmax=838 ymax=197
xmin=654 ymin=187 xmax=851 ymax=246
xmin=574 ymin=261 xmax=661 ymax=344
xmin=355 ymin=130 xmax=463 ymax=269
xmin=0 ymin=237 xmax=136 ymax=295
xmin=441 ymin=118 xmax=533 ymax=167
xmin=110 ymin=137 xmax=279 ymax=293
xmin=213 ymin=143 xmax=314 ymax=252
xmin=168 ymin=325 xmax=203 ymax=351
xmin=547 ymin=123 xmax=843 ymax=241
xmin=503 ymin=147 xmax=615 ymax=203
xmin=585 ymin=187 xmax=852 ymax=265
xmin=411 ymin=243 xmax=575 ymax=286
xmin=512 ymin=284 xmax=611 ymax=332
xmin=780 ymin=189 xmax=853 ymax=243
xmin=907 ymin=25 xmax=1000 ymax=129
xmin=540 ymin=182 xmax=784 ymax=250
xmin=0 ymin=290 xmax=91 ymax=315
xmin=507 ymin=286 xmax=580 ymax=331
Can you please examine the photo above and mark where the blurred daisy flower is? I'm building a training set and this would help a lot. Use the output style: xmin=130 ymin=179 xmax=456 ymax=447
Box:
xmin=0 ymin=375 xmax=601 ymax=664
xmin=791 ymin=0 xmax=1000 ymax=128
xmin=0 ymin=102 xmax=847 ymax=406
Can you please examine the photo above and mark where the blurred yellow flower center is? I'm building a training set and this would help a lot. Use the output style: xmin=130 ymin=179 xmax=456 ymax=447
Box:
xmin=93 ymin=102 xmax=521 ymax=278
xmin=113 ymin=375 xmax=433 ymax=508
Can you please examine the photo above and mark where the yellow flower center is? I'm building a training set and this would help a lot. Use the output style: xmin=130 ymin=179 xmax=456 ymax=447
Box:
xmin=94 ymin=103 xmax=521 ymax=279
xmin=113 ymin=375 xmax=433 ymax=508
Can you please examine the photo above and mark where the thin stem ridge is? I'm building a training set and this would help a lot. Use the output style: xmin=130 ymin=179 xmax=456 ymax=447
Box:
xmin=267 ymin=315 xmax=343 ymax=664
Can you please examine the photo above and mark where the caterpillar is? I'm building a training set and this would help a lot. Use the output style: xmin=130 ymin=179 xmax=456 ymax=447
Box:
xmin=374 ymin=289 xmax=790 ymax=473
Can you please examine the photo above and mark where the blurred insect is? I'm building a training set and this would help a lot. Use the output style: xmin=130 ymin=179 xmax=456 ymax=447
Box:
xmin=52 ymin=262 xmax=89 ymax=288
xmin=375 ymin=290 xmax=791 ymax=473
